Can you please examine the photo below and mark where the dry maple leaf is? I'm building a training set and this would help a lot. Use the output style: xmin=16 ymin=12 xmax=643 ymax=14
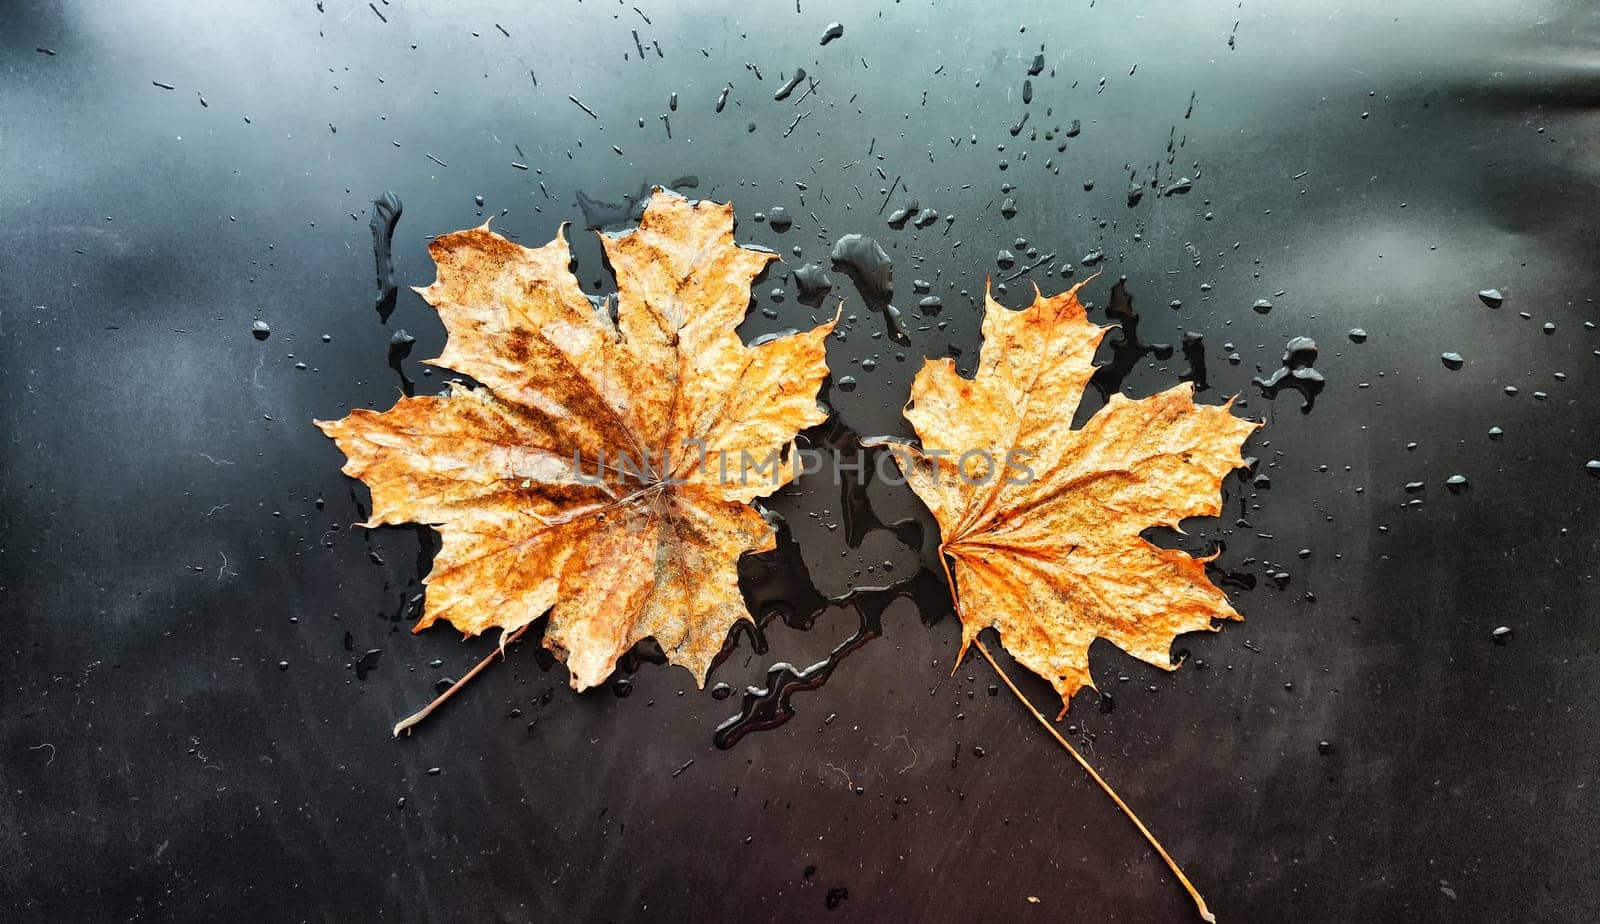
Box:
xmin=318 ymin=189 xmax=833 ymax=693
xmin=886 ymin=279 xmax=1259 ymax=719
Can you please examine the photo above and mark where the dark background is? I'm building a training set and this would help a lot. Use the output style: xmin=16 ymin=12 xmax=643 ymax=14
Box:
xmin=4 ymin=0 xmax=1600 ymax=920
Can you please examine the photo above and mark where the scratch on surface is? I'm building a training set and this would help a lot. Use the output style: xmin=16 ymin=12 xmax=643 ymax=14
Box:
xmin=217 ymin=551 xmax=236 ymax=581
xmin=821 ymin=761 xmax=854 ymax=789
xmin=204 ymin=504 xmax=230 ymax=518
xmin=884 ymin=734 xmax=919 ymax=773
xmin=29 ymin=743 xmax=56 ymax=765
xmin=196 ymin=452 xmax=235 ymax=466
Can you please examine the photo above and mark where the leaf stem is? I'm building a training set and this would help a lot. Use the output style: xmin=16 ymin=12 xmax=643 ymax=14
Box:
xmin=972 ymin=637 xmax=1216 ymax=923
xmin=392 ymin=624 xmax=532 ymax=737
xmin=938 ymin=545 xmax=1214 ymax=922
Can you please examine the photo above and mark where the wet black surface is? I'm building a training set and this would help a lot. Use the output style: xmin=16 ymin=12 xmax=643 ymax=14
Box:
xmin=4 ymin=0 xmax=1600 ymax=920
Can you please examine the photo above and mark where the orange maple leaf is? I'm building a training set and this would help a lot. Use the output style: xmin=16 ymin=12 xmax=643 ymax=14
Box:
xmin=880 ymin=280 xmax=1257 ymax=921
xmin=318 ymin=189 xmax=832 ymax=698
xmin=885 ymin=279 xmax=1259 ymax=717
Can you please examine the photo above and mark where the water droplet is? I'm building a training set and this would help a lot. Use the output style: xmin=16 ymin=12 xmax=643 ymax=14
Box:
xmin=886 ymin=199 xmax=920 ymax=229
xmin=828 ymin=234 xmax=893 ymax=298
xmin=370 ymin=191 xmax=403 ymax=321
xmin=354 ymin=648 xmax=383 ymax=680
xmin=793 ymin=263 xmax=833 ymax=300
xmin=773 ymin=69 xmax=807 ymax=102
xmin=1253 ymin=337 xmax=1324 ymax=412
